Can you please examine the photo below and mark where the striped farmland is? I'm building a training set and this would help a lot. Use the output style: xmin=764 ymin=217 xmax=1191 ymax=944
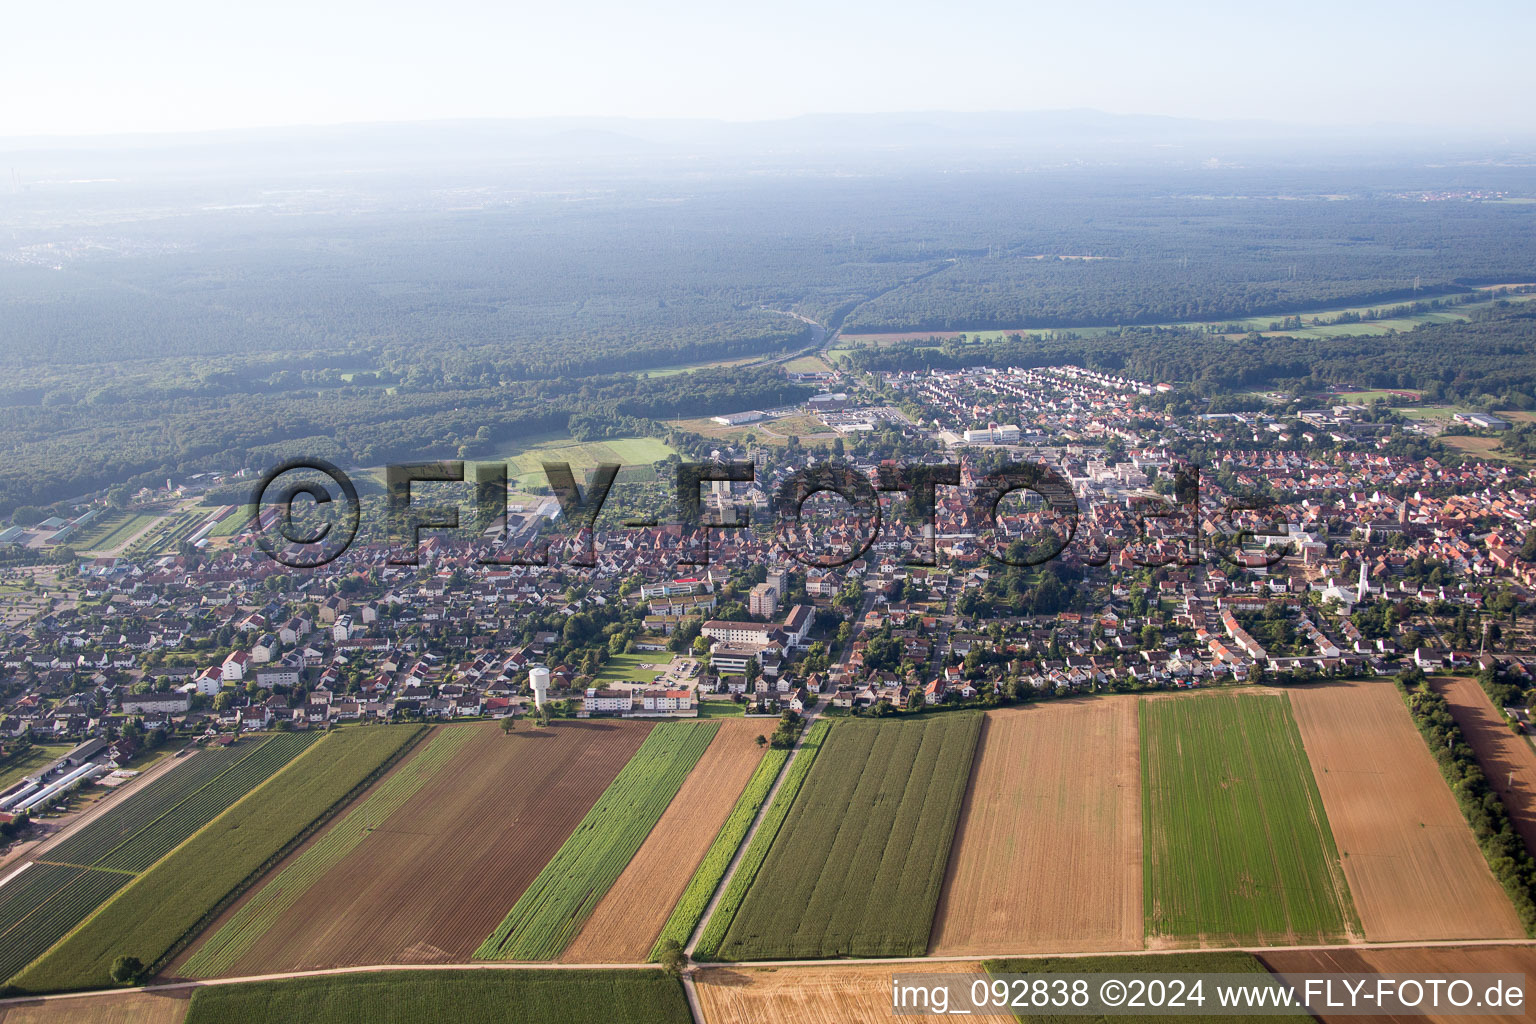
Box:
xmin=476 ymin=721 xmax=720 ymax=961
xmin=181 ymin=726 xmax=478 ymax=976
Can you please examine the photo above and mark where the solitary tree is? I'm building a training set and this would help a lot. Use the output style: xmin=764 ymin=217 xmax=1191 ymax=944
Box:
xmin=655 ymin=939 xmax=687 ymax=976
xmin=110 ymin=955 xmax=144 ymax=985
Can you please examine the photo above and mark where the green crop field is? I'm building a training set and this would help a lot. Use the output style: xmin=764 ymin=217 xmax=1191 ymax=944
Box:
xmin=51 ymin=734 xmax=318 ymax=873
xmin=66 ymin=510 xmax=130 ymax=549
xmin=649 ymin=746 xmax=790 ymax=959
xmin=694 ymin=719 xmax=831 ymax=960
xmin=183 ymin=727 xmax=478 ymax=976
xmin=1140 ymin=694 xmax=1357 ymax=946
xmin=711 ymin=713 xmax=983 ymax=960
xmin=983 ymin=951 xmax=1315 ymax=1024
xmin=0 ymin=735 xmax=316 ymax=985
xmin=182 ymin=969 xmax=692 ymax=1024
xmin=781 ymin=354 xmax=831 ymax=373
xmin=0 ymin=864 xmax=133 ymax=984
xmin=695 ymin=700 xmax=746 ymax=718
xmin=638 ymin=354 xmax=765 ymax=378
xmin=10 ymin=725 xmax=426 ymax=993
xmin=839 ymin=291 xmax=1536 ymax=346
xmin=476 ymin=721 xmax=719 ymax=961
xmin=77 ymin=512 xmax=159 ymax=552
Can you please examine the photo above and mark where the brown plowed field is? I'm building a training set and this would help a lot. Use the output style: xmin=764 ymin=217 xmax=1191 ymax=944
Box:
xmin=1289 ymin=680 xmax=1522 ymax=940
xmin=561 ymin=718 xmax=769 ymax=963
xmin=1261 ymin=945 xmax=1536 ymax=1024
xmin=1434 ymin=675 xmax=1536 ymax=857
xmin=695 ymin=963 xmax=994 ymax=1024
xmin=0 ymin=991 xmax=189 ymax=1024
xmin=929 ymin=698 xmax=1142 ymax=955
xmin=182 ymin=719 xmax=651 ymax=973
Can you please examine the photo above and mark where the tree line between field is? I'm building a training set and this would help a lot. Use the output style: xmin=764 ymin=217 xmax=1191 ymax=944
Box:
xmin=1397 ymin=666 xmax=1536 ymax=936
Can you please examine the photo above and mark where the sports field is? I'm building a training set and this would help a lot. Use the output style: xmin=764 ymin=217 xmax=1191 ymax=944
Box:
xmin=563 ymin=719 xmax=770 ymax=963
xmin=713 ymin=714 xmax=983 ymax=960
xmin=476 ymin=721 xmax=719 ymax=960
xmin=1289 ymin=680 xmax=1523 ymax=940
xmin=931 ymin=699 xmax=1142 ymax=955
xmin=594 ymin=651 xmax=667 ymax=683
xmin=1140 ymin=692 xmax=1358 ymax=947
xmin=179 ymin=720 xmax=652 ymax=975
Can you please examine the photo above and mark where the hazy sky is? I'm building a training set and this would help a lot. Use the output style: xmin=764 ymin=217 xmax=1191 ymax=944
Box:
xmin=4 ymin=0 xmax=1532 ymax=136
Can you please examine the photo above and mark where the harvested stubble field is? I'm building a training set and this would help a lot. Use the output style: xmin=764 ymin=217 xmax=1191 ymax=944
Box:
xmin=930 ymin=699 xmax=1142 ymax=956
xmin=177 ymin=720 xmax=652 ymax=975
xmin=1260 ymin=945 xmax=1536 ymax=1024
xmin=984 ymin=951 xmax=1315 ymax=1024
xmin=477 ymin=721 xmax=720 ymax=961
xmin=1141 ymin=692 xmax=1358 ymax=947
xmin=694 ymin=963 xmax=989 ymax=1024
xmin=1433 ymin=675 xmax=1536 ymax=859
xmin=715 ymin=713 xmax=983 ymax=960
xmin=563 ymin=718 xmax=771 ymax=964
xmin=0 ymin=991 xmax=190 ymax=1024
xmin=1289 ymin=679 xmax=1523 ymax=940
xmin=179 ymin=969 xmax=692 ymax=1024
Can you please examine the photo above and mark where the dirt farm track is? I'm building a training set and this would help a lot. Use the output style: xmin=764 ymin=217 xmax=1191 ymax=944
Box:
xmin=1288 ymin=680 xmax=1523 ymax=941
xmin=929 ymin=699 xmax=1142 ymax=955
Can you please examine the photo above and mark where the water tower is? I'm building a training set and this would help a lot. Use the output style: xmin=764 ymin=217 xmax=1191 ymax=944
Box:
xmin=529 ymin=664 xmax=550 ymax=709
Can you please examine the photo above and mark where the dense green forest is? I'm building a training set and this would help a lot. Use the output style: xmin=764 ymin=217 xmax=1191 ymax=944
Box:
xmin=0 ymin=368 xmax=810 ymax=513
xmin=1 ymin=167 xmax=1534 ymax=514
